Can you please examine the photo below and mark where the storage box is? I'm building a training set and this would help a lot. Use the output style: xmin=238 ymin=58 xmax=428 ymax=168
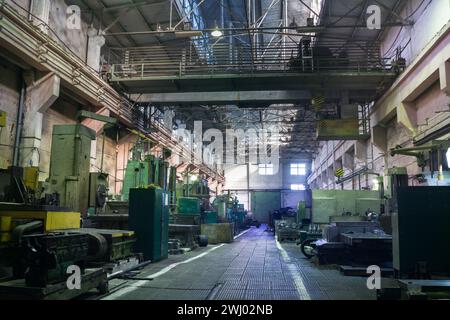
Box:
xmin=201 ymin=223 xmax=234 ymax=244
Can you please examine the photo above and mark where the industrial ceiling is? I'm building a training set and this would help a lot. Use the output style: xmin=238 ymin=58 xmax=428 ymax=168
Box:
xmin=71 ymin=0 xmax=409 ymax=161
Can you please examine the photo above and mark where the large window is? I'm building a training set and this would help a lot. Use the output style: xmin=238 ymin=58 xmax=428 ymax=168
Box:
xmin=291 ymin=184 xmax=306 ymax=191
xmin=258 ymin=164 xmax=274 ymax=175
xmin=290 ymin=163 xmax=306 ymax=175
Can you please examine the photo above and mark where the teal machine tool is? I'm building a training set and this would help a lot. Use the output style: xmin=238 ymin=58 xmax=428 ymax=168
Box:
xmin=129 ymin=187 xmax=169 ymax=262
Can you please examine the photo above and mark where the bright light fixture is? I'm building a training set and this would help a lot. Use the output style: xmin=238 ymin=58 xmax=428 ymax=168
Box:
xmin=446 ymin=147 xmax=450 ymax=167
xmin=211 ymin=29 xmax=223 ymax=37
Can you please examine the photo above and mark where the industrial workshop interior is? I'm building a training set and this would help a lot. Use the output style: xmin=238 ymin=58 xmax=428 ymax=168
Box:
xmin=0 ymin=0 xmax=449 ymax=304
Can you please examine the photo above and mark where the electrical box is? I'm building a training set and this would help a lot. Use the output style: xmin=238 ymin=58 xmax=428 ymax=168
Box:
xmin=0 ymin=111 xmax=6 ymax=127
xmin=129 ymin=188 xmax=168 ymax=262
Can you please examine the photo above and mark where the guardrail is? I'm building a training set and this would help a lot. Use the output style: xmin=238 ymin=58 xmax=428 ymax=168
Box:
xmin=108 ymin=40 xmax=392 ymax=80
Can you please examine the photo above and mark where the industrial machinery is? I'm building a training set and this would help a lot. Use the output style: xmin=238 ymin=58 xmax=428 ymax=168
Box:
xmin=171 ymin=196 xmax=201 ymax=226
xmin=122 ymin=154 xmax=170 ymax=201
xmin=0 ymin=159 xmax=136 ymax=299
xmin=298 ymin=221 xmax=392 ymax=267
xmin=90 ymin=140 xmax=177 ymax=236
xmin=129 ymin=187 xmax=169 ymax=262
xmin=181 ymin=175 xmax=210 ymax=198
xmin=47 ymin=124 xmax=95 ymax=215
xmin=390 ymin=140 xmax=450 ymax=177
xmin=212 ymin=195 xmax=227 ymax=219
xmin=177 ymin=197 xmax=201 ymax=214
xmin=297 ymin=224 xmax=323 ymax=258
xmin=311 ymin=190 xmax=381 ymax=224
xmin=45 ymin=111 xmax=118 ymax=217
xmin=88 ymin=172 xmax=109 ymax=216
xmin=18 ymin=232 xmax=90 ymax=287
xmin=392 ymin=186 xmax=450 ymax=278
xmin=375 ymin=184 xmax=450 ymax=300
xmin=275 ymin=220 xmax=301 ymax=242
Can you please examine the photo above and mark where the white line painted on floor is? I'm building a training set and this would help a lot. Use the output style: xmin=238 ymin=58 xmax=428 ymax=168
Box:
xmin=234 ymin=228 xmax=251 ymax=239
xmin=276 ymin=240 xmax=311 ymax=300
xmin=103 ymin=244 xmax=226 ymax=300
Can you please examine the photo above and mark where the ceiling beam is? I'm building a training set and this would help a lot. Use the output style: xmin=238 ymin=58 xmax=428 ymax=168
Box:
xmin=133 ymin=90 xmax=311 ymax=104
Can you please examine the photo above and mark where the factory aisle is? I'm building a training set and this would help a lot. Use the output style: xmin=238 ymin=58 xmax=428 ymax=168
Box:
xmin=102 ymin=226 xmax=375 ymax=300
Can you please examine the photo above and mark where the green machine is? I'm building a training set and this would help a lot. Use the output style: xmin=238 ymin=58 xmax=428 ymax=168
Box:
xmin=177 ymin=197 xmax=201 ymax=214
xmin=297 ymin=201 xmax=306 ymax=221
xmin=203 ymin=211 xmax=218 ymax=224
xmin=128 ymin=187 xmax=168 ymax=262
xmin=48 ymin=124 xmax=95 ymax=215
xmin=213 ymin=195 xmax=227 ymax=218
xmin=183 ymin=181 xmax=209 ymax=197
xmin=122 ymin=155 xmax=170 ymax=201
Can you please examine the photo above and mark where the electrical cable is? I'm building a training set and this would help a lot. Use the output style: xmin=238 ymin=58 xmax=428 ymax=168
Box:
xmin=382 ymin=0 xmax=430 ymax=59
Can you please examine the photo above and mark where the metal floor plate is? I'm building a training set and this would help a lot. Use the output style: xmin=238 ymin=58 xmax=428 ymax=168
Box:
xmin=102 ymin=226 xmax=376 ymax=300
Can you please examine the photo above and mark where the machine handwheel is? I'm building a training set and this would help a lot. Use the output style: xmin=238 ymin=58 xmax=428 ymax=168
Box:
xmin=300 ymin=238 xmax=317 ymax=259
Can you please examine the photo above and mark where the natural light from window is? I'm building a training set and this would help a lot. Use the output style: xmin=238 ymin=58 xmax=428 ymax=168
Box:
xmin=291 ymin=184 xmax=306 ymax=191
xmin=258 ymin=164 xmax=274 ymax=175
xmin=290 ymin=163 xmax=306 ymax=176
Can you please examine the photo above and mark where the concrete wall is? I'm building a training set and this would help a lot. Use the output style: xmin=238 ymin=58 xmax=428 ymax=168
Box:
xmin=5 ymin=0 xmax=101 ymax=65
xmin=381 ymin=0 xmax=450 ymax=65
xmin=48 ymin=0 xmax=90 ymax=62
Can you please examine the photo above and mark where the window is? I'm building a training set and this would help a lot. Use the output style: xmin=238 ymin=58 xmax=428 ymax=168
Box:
xmin=258 ymin=164 xmax=274 ymax=175
xmin=290 ymin=163 xmax=306 ymax=175
xmin=291 ymin=184 xmax=306 ymax=191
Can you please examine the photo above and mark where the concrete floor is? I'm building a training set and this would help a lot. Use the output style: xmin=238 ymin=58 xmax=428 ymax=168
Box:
xmin=102 ymin=226 xmax=375 ymax=300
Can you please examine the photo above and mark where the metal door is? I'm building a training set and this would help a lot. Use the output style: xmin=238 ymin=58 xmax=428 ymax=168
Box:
xmin=251 ymin=191 xmax=281 ymax=223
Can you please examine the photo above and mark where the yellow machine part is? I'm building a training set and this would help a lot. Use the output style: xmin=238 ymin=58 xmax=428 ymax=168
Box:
xmin=111 ymin=230 xmax=135 ymax=238
xmin=0 ymin=211 xmax=80 ymax=233
xmin=0 ymin=110 xmax=6 ymax=127
xmin=24 ymin=167 xmax=40 ymax=191
xmin=0 ymin=216 xmax=12 ymax=242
